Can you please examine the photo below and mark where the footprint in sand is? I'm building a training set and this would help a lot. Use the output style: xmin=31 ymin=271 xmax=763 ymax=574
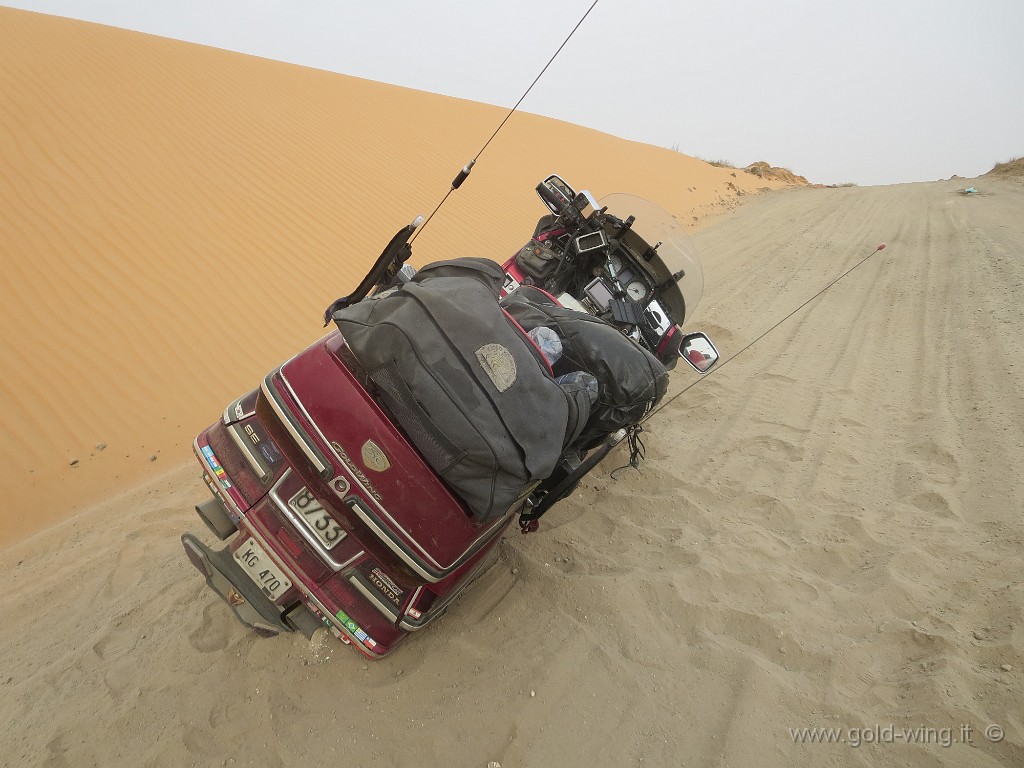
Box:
xmin=90 ymin=630 xmax=140 ymax=703
xmin=893 ymin=439 xmax=962 ymax=517
xmin=187 ymin=602 xmax=233 ymax=653
xmin=104 ymin=539 xmax=149 ymax=595
xmin=906 ymin=439 xmax=960 ymax=484
xmin=905 ymin=490 xmax=959 ymax=519
xmin=43 ymin=732 xmax=81 ymax=768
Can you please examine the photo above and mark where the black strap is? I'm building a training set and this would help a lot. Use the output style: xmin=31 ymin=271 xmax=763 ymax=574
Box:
xmin=518 ymin=426 xmax=637 ymax=532
xmin=323 ymin=224 xmax=415 ymax=325
xmin=609 ymin=424 xmax=646 ymax=480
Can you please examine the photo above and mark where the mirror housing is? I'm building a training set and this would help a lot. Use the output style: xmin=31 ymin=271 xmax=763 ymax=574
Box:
xmin=680 ymin=332 xmax=720 ymax=373
xmin=536 ymin=175 xmax=577 ymax=214
xmin=575 ymin=189 xmax=600 ymax=213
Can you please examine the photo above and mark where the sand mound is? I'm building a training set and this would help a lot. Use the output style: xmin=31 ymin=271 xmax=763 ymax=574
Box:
xmin=985 ymin=157 xmax=1024 ymax=178
xmin=743 ymin=161 xmax=810 ymax=185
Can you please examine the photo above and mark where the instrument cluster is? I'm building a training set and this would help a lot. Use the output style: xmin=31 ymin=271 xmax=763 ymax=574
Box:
xmin=606 ymin=253 xmax=650 ymax=302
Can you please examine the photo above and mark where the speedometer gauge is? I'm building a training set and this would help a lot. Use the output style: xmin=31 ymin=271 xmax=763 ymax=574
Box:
xmin=607 ymin=254 xmax=623 ymax=277
xmin=626 ymin=281 xmax=648 ymax=301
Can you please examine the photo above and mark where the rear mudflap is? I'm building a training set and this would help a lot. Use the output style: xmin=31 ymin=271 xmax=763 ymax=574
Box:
xmin=181 ymin=534 xmax=318 ymax=639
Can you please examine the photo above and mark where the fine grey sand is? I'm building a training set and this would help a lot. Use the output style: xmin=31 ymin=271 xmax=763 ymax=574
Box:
xmin=2 ymin=176 xmax=1021 ymax=768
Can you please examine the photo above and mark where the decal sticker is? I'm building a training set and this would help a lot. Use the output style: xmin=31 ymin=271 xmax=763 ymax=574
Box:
xmin=334 ymin=608 xmax=378 ymax=650
xmin=227 ymin=588 xmax=246 ymax=607
xmin=259 ymin=441 xmax=282 ymax=466
xmin=201 ymin=444 xmax=233 ymax=489
xmin=407 ymin=607 xmax=422 ymax=619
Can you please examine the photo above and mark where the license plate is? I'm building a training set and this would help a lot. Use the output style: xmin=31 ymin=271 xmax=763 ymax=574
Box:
xmin=233 ymin=537 xmax=292 ymax=601
xmin=288 ymin=486 xmax=345 ymax=550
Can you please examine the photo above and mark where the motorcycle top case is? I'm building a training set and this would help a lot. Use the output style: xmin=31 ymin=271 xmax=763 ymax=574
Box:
xmin=331 ymin=258 xmax=589 ymax=522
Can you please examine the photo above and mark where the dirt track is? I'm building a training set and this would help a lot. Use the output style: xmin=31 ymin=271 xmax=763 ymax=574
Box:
xmin=2 ymin=177 xmax=1022 ymax=767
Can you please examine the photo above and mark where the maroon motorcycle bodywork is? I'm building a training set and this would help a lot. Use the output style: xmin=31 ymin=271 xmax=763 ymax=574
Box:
xmin=183 ymin=331 xmax=516 ymax=658
xmin=182 ymin=179 xmax=711 ymax=658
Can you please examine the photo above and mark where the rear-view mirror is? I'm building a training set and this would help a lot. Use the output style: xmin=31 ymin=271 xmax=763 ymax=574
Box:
xmin=536 ymin=175 xmax=577 ymax=214
xmin=680 ymin=332 xmax=719 ymax=373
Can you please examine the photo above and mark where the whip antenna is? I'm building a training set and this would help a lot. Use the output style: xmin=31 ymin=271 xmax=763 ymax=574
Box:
xmin=410 ymin=0 xmax=601 ymax=244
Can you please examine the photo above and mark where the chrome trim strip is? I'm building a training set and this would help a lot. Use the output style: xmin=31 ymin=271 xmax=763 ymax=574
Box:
xmin=278 ymin=366 xmax=343 ymax=473
xmin=269 ymin=468 xmax=362 ymax=572
xmin=227 ymin=423 xmax=268 ymax=481
xmin=346 ymin=499 xmax=441 ymax=583
xmin=261 ymin=372 xmax=331 ymax=478
xmin=278 ymin=348 xmax=508 ymax=573
xmin=222 ymin=393 xmax=255 ymax=426
xmin=348 ymin=576 xmax=400 ymax=621
xmin=332 ymin=441 xmax=448 ymax=567
xmin=194 ymin=437 xmax=242 ymax=520
xmin=346 ymin=494 xmax=515 ymax=583
xmin=405 ymin=586 xmax=424 ymax=615
xmin=335 ymin=440 xmax=512 ymax=572
xmin=242 ymin=523 xmax=377 ymax=654
xmin=280 ymin=355 xmax=453 ymax=570
xmin=397 ymin=554 xmax=495 ymax=632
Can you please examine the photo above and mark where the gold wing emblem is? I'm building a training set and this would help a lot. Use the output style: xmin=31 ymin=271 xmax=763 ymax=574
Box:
xmin=361 ymin=440 xmax=391 ymax=472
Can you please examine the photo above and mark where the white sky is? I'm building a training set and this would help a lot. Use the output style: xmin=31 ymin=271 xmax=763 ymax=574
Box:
xmin=3 ymin=0 xmax=1021 ymax=185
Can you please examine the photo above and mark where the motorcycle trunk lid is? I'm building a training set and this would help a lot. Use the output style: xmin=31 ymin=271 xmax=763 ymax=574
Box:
xmin=183 ymin=330 xmax=514 ymax=657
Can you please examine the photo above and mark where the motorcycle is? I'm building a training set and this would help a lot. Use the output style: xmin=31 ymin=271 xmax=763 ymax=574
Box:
xmin=181 ymin=175 xmax=719 ymax=658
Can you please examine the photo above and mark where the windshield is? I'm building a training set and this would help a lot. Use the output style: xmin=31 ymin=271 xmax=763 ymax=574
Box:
xmin=598 ymin=194 xmax=704 ymax=325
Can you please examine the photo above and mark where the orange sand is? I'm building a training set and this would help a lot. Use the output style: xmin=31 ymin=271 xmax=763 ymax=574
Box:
xmin=0 ymin=8 xmax=790 ymax=546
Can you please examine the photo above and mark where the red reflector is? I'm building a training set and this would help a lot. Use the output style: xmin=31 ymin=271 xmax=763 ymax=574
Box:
xmin=277 ymin=526 xmax=304 ymax=558
xmin=182 ymin=538 xmax=210 ymax=575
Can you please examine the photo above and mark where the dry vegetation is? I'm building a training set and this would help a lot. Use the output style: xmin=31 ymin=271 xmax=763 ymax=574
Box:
xmin=743 ymin=161 xmax=809 ymax=186
xmin=700 ymin=157 xmax=737 ymax=169
xmin=986 ymin=157 xmax=1024 ymax=177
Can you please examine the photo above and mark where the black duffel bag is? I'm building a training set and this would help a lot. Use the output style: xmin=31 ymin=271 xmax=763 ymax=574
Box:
xmin=500 ymin=286 xmax=669 ymax=450
xmin=331 ymin=258 xmax=590 ymax=522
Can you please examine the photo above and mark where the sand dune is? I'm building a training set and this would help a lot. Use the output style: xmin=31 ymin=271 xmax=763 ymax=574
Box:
xmin=1 ymin=7 xmax=1021 ymax=768
xmin=0 ymin=8 xmax=790 ymax=546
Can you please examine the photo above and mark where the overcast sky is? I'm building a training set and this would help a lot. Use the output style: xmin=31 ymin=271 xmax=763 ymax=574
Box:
xmin=4 ymin=0 xmax=1021 ymax=185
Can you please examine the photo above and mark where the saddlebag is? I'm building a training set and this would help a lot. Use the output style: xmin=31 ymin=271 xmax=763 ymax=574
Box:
xmin=515 ymin=239 xmax=562 ymax=281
